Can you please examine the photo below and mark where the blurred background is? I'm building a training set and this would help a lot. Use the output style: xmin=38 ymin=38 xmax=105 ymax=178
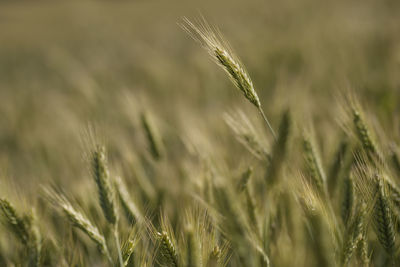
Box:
xmin=1 ymin=0 xmax=400 ymax=196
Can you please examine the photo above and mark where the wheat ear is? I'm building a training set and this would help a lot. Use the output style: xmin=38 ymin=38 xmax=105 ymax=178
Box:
xmin=44 ymin=189 xmax=112 ymax=262
xmin=0 ymin=198 xmax=30 ymax=244
xmin=181 ymin=17 xmax=276 ymax=139
xmin=157 ymin=231 xmax=179 ymax=267
xmin=303 ymin=135 xmax=327 ymax=195
xmin=92 ymin=145 xmax=118 ymax=225
xmin=352 ymin=108 xmax=383 ymax=165
xmin=92 ymin=146 xmax=124 ymax=266
xmin=373 ymin=177 xmax=395 ymax=255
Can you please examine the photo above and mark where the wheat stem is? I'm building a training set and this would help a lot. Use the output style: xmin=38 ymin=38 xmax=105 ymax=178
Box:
xmin=259 ymin=107 xmax=277 ymax=141
xmin=114 ymin=225 xmax=124 ymax=267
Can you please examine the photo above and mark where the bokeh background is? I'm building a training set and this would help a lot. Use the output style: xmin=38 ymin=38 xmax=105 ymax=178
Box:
xmin=1 ymin=0 xmax=400 ymax=217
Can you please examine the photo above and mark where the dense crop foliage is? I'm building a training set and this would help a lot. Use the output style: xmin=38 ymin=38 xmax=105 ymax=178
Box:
xmin=1 ymin=1 xmax=400 ymax=266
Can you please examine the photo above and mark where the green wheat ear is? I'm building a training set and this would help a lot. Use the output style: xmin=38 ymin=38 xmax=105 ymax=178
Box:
xmin=341 ymin=175 xmax=354 ymax=225
xmin=0 ymin=198 xmax=31 ymax=245
xmin=303 ymin=135 xmax=327 ymax=195
xmin=373 ymin=177 xmax=395 ymax=256
xmin=157 ymin=231 xmax=179 ymax=267
xmin=181 ymin=17 xmax=276 ymax=139
xmin=44 ymin=189 xmax=112 ymax=262
xmin=115 ymin=175 xmax=144 ymax=225
xmin=352 ymin=108 xmax=383 ymax=165
xmin=0 ymin=199 xmax=43 ymax=266
xmin=92 ymin=145 xmax=118 ymax=225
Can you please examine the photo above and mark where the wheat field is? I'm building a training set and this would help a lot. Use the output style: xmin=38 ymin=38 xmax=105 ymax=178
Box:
xmin=1 ymin=0 xmax=400 ymax=266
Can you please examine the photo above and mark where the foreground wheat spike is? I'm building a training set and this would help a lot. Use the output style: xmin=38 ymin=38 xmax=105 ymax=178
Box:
xmin=157 ymin=231 xmax=179 ymax=267
xmin=92 ymin=146 xmax=124 ymax=266
xmin=182 ymin=18 xmax=276 ymax=139
xmin=92 ymin=145 xmax=118 ymax=225
xmin=45 ymin=190 xmax=111 ymax=261
xmin=0 ymin=200 xmax=43 ymax=266
xmin=0 ymin=198 xmax=30 ymax=245
xmin=373 ymin=177 xmax=395 ymax=255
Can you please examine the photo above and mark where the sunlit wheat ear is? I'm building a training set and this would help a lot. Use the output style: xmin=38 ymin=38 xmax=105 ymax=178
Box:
xmin=44 ymin=189 xmax=111 ymax=261
xmin=182 ymin=17 xmax=276 ymax=139
xmin=181 ymin=18 xmax=259 ymax=107
xmin=92 ymin=145 xmax=118 ymax=225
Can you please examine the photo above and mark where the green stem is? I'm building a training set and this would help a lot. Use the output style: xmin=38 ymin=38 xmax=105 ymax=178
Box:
xmin=258 ymin=107 xmax=277 ymax=141
xmin=114 ymin=225 xmax=124 ymax=267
